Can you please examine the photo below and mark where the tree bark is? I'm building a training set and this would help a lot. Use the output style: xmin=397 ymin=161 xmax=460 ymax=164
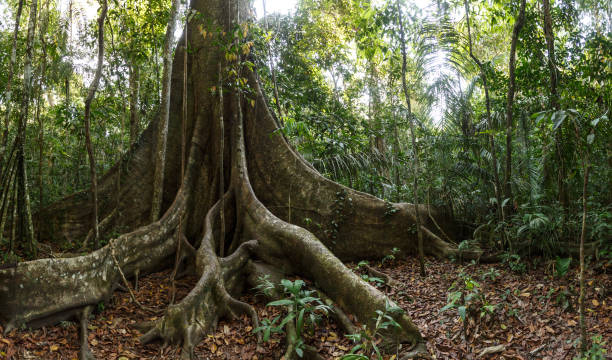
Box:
xmin=16 ymin=0 xmax=39 ymax=255
xmin=83 ymin=0 xmax=108 ymax=249
xmin=503 ymin=0 xmax=526 ymax=204
xmin=129 ymin=63 xmax=141 ymax=146
xmin=0 ymin=1 xmax=467 ymax=358
xmin=36 ymin=0 xmax=51 ymax=240
xmin=151 ymin=0 xmax=181 ymax=222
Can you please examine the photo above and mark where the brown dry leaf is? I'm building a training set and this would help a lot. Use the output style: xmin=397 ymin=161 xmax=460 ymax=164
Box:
xmin=592 ymin=299 xmax=599 ymax=307
xmin=567 ymin=319 xmax=577 ymax=326
xmin=50 ymin=344 xmax=59 ymax=351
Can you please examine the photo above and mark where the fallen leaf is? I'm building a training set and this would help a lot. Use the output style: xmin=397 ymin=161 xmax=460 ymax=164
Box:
xmin=478 ymin=344 xmax=505 ymax=357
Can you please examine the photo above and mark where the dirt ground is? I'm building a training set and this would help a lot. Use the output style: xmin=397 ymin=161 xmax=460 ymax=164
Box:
xmin=1 ymin=257 xmax=609 ymax=359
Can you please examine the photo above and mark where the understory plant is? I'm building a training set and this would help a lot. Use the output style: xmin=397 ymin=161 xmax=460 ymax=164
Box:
xmin=341 ymin=300 xmax=404 ymax=360
xmin=440 ymin=272 xmax=497 ymax=337
xmin=254 ymin=278 xmax=331 ymax=357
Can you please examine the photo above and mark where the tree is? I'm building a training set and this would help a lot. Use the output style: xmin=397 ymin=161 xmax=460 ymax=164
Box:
xmin=540 ymin=0 xmax=569 ymax=211
xmin=463 ymin=0 xmax=506 ymax=230
xmin=396 ymin=0 xmax=426 ymax=277
xmin=0 ymin=0 xmax=469 ymax=358
xmin=14 ymin=0 xmax=39 ymax=256
xmin=503 ymin=0 xmax=526 ymax=203
xmin=1 ymin=0 xmax=24 ymax=157
xmin=83 ymin=0 xmax=108 ymax=250
xmin=150 ymin=0 xmax=181 ymax=222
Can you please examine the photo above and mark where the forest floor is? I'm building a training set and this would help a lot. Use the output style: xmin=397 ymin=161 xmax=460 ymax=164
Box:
xmin=0 ymin=256 xmax=609 ymax=360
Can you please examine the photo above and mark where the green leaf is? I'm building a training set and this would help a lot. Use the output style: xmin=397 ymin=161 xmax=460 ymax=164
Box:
xmin=555 ymin=257 xmax=572 ymax=277
xmin=295 ymin=347 xmax=303 ymax=358
xmin=264 ymin=327 xmax=271 ymax=342
xmin=267 ymin=299 xmax=293 ymax=307
xmin=458 ymin=306 xmax=467 ymax=321
xmin=552 ymin=111 xmax=567 ymax=130
xmin=587 ymin=133 xmax=595 ymax=144
xmin=279 ymin=313 xmax=296 ymax=329
xmin=296 ymin=308 xmax=305 ymax=338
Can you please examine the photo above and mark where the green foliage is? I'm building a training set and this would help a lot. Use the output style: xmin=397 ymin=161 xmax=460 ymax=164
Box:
xmin=574 ymin=335 xmax=608 ymax=360
xmin=555 ymin=257 xmax=572 ymax=278
xmin=440 ymin=272 xmax=497 ymax=324
xmin=501 ymin=253 xmax=527 ymax=274
xmin=480 ymin=267 xmax=500 ymax=282
xmin=360 ymin=274 xmax=385 ymax=285
xmin=254 ymin=278 xmax=331 ymax=358
xmin=381 ymin=247 xmax=400 ymax=266
xmin=341 ymin=300 xmax=403 ymax=360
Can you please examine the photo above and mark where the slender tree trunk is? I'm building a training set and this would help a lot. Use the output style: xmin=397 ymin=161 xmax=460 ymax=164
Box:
xmin=218 ymin=63 xmax=225 ymax=256
xmin=16 ymin=0 xmax=39 ymax=256
xmin=36 ymin=0 xmax=51 ymax=240
xmin=83 ymin=0 xmax=108 ymax=249
xmin=541 ymin=0 xmax=568 ymax=211
xmin=397 ymin=0 xmax=425 ymax=277
xmin=578 ymin=153 xmax=589 ymax=355
xmin=0 ymin=145 xmax=17 ymax=251
xmin=129 ymin=63 xmax=140 ymax=146
xmin=262 ymin=0 xmax=285 ymax=124
xmin=151 ymin=0 xmax=181 ymax=222
xmin=1 ymin=0 xmax=24 ymax=158
xmin=464 ymin=0 xmax=506 ymax=233
xmin=574 ymin=119 xmax=590 ymax=355
xmin=503 ymin=0 xmax=526 ymax=205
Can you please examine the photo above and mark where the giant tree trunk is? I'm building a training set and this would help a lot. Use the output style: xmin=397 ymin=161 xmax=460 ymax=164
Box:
xmin=1 ymin=0 xmax=464 ymax=358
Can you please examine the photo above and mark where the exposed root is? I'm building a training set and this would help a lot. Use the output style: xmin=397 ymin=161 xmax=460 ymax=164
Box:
xmin=78 ymin=306 xmax=95 ymax=360
xmin=365 ymin=265 xmax=402 ymax=289
xmin=137 ymin=193 xmax=259 ymax=359
xmin=233 ymin=93 xmax=424 ymax=355
xmin=317 ymin=290 xmax=358 ymax=335
xmin=224 ymin=293 xmax=262 ymax=342
xmin=400 ymin=342 xmax=431 ymax=359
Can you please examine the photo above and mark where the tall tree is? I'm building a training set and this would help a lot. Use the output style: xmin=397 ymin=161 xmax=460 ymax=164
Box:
xmin=150 ymin=0 xmax=181 ymax=222
xmin=35 ymin=0 xmax=51 ymax=240
xmin=541 ymin=0 xmax=568 ymax=211
xmin=503 ymin=0 xmax=526 ymax=203
xmin=15 ymin=0 xmax=39 ymax=255
xmin=396 ymin=0 xmax=426 ymax=277
xmin=83 ymin=0 xmax=108 ymax=249
xmin=1 ymin=0 xmax=24 ymax=161
xmin=464 ymin=0 xmax=505 ymax=228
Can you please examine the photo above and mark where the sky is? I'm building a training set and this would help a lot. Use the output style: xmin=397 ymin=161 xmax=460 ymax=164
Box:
xmin=253 ymin=0 xmax=299 ymax=19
